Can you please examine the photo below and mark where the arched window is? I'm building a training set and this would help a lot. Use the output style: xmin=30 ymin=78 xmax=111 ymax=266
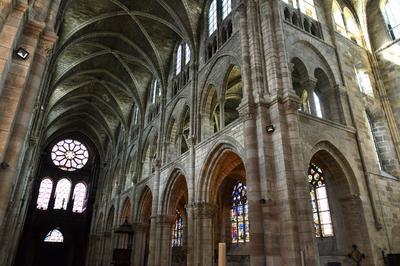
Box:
xmin=51 ymin=139 xmax=89 ymax=171
xmin=36 ymin=178 xmax=53 ymax=210
xmin=383 ymin=0 xmax=400 ymax=40
xmin=222 ymin=0 xmax=232 ymax=19
xmin=54 ymin=178 xmax=72 ymax=210
xmin=208 ymin=0 xmax=217 ymax=36
xmin=133 ymin=106 xmax=139 ymax=125
xmin=185 ymin=43 xmax=191 ymax=65
xmin=308 ymin=163 xmax=333 ymax=237
xmin=313 ymin=91 xmax=323 ymax=118
xmin=231 ymin=181 xmax=250 ymax=243
xmin=44 ymin=229 xmax=64 ymax=243
xmin=332 ymin=1 xmax=346 ymax=35
xmin=175 ymin=43 xmax=191 ymax=76
xmin=152 ymin=80 xmax=161 ymax=104
xmin=72 ymin=183 xmax=87 ymax=213
xmin=176 ymin=45 xmax=182 ymax=75
xmin=172 ymin=209 xmax=184 ymax=247
xmin=343 ymin=8 xmax=362 ymax=44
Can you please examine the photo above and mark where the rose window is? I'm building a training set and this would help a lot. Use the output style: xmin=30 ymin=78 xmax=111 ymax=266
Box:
xmin=51 ymin=139 xmax=89 ymax=171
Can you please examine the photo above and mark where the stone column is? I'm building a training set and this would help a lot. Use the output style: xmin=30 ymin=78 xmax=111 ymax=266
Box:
xmin=147 ymin=159 xmax=161 ymax=266
xmin=155 ymin=214 xmax=175 ymax=266
xmin=132 ymin=222 xmax=149 ymax=266
xmin=301 ymin=78 xmax=318 ymax=116
xmin=236 ymin=2 xmax=267 ymax=265
xmin=189 ymin=202 xmax=217 ymax=266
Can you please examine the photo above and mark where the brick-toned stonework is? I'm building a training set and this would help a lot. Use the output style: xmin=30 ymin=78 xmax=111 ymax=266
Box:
xmin=0 ymin=1 xmax=399 ymax=266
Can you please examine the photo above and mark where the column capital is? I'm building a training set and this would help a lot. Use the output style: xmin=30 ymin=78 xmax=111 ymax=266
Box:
xmin=186 ymin=202 xmax=217 ymax=219
xmin=133 ymin=222 xmax=150 ymax=232
xmin=301 ymin=77 xmax=318 ymax=91
xmin=150 ymin=214 xmax=175 ymax=225
xmin=237 ymin=102 xmax=257 ymax=121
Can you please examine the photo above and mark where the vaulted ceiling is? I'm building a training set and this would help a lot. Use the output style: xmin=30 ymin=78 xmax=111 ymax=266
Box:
xmin=44 ymin=0 xmax=204 ymax=150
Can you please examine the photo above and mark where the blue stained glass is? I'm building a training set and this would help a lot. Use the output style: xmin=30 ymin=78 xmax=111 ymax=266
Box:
xmin=231 ymin=181 xmax=250 ymax=243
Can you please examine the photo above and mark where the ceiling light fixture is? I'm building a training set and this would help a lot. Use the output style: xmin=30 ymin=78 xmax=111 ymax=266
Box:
xmin=266 ymin=125 xmax=275 ymax=134
xmin=16 ymin=47 xmax=29 ymax=60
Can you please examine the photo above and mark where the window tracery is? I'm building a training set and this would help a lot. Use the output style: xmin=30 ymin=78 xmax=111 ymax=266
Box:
xmin=172 ymin=209 xmax=184 ymax=247
xmin=54 ymin=178 xmax=72 ymax=210
xmin=51 ymin=139 xmax=89 ymax=171
xmin=44 ymin=229 xmax=64 ymax=243
xmin=308 ymin=163 xmax=333 ymax=238
xmin=383 ymin=0 xmax=400 ymax=40
xmin=332 ymin=1 xmax=363 ymax=45
xmin=36 ymin=178 xmax=53 ymax=210
xmin=72 ymin=183 xmax=87 ymax=213
xmin=231 ymin=181 xmax=250 ymax=243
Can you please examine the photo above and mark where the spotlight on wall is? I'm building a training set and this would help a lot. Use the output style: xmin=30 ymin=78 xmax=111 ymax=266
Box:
xmin=266 ymin=125 xmax=275 ymax=134
xmin=0 ymin=162 xmax=9 ymax=169
xmin=16 ymin=47 xmax=29 ymax=60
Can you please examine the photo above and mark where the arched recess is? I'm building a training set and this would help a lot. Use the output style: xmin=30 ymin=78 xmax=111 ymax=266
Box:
xmin=223 ymin=65 xmax=243 ymax=127
xmin=142 ymin=132 xmax=158 ymax=178
xmin=161 ymin=171 xmax=189 ymax=266
xmin=180 ymin=106 xmax=190 ymax=154
xmin=307 ymin=143 xmax=373 ymax=265
xmin=314 ymin=68 xmax=342 ymax=123
xmin=202 ymin=84 xmax=220 ymax=139
xmin=197 ymin=143 xmax=249 ymax=263
xmin=120 ymin=197 xmax=132 ymax=224
xmin=166 ymin=118 xmax=179 ymax=162
xmin=291 ymin=57 xmax=311 ymax=113
xmin=134 ymin=186 xmax=153 ymax=266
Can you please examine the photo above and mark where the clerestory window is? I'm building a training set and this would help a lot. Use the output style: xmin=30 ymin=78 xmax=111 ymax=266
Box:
xmin=383 ymin=0 xmax=400 ymax=40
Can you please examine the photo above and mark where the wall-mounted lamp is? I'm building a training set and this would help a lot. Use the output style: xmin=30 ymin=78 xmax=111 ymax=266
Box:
xmin=0 ymin=162 xmax=9 ymax=169
xmin=266 ymin=125 xmax=275 ymax=134
xmin=16 ymin=47 xmax=29 ymax=60
xmin=259 ymin=198 xmax=266 ymax=204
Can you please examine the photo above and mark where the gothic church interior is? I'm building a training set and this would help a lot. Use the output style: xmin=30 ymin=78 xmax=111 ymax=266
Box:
xmin=0 ymin=0 xmax=400 ymax=265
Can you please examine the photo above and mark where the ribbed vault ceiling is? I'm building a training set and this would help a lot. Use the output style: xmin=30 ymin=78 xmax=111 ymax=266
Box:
xmin=45 ymin=0 xmax=203 ymax=150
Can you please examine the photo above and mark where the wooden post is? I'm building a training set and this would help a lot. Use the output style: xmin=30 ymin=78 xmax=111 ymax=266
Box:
xmin=218 ymin=243 xmax=226 ymax=266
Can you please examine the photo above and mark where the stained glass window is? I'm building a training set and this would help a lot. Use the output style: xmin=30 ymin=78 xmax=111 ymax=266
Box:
xmin=231 ymin=181 xmax=250 ymax=243
xmin=176 ymin=45 xmax=182 ymax=75
xmin=222 ymin=0 xmax=232 ymax=19
xmin=384 ymin=0 xmax=400 ymax=40
xmin=54 ymin=178 xmax=72 ymax=210
xmin=72 ymin=183 xmax=87 ymax=213
xmin=51 ymin=139 xmax=89 ymax=171
xmin=308 ymin=163 xmax=334 ymax=238
xmin=172 ymin=209 xmax=184 ymax=247
xmin=36 ymin=178 xmax=53 ymax=210
xmin=44 ymin=229 xmax=64 ymax=243
xmin=209 ymin=0 xmax=217 ymax=36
